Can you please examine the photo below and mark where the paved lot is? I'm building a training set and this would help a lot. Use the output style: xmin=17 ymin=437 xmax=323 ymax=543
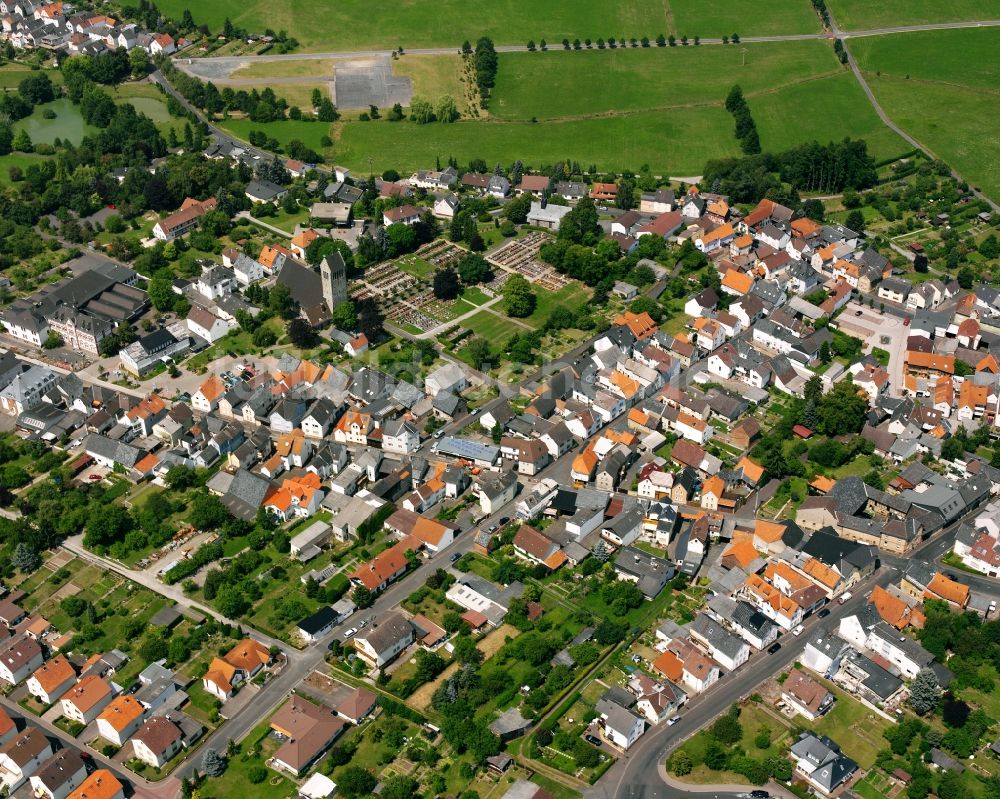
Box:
xmin=333 ymin=57 xmax=412 ymax=109
xmin=838 ymin=301 xmax=908 ymax=395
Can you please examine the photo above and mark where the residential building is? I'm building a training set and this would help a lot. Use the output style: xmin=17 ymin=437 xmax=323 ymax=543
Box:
xmin=131 ymin=716 xmax=184 ymax=769
xmin=96 ymin=694 xmax=145 ymax=745
xmin=269 ymin=696 xmax=346 ymax=776
xmin=353 ymin=612 xmax=414 ymax=668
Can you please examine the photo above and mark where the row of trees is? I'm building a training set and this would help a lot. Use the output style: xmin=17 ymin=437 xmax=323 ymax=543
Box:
xmin=725 ymin=85 xmax=761 ymax=155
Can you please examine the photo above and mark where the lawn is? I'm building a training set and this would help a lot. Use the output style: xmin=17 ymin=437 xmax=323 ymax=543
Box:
xmin=218 ymin=116 xmax=332 ymax=154
xmin=0 ymin=152 xmax=52 ymax=184
xmin=13 ymin=98 xmax=97 ymax=146
xmin=461 ymin=286 xmax=492 ymax=306
xmin=392 ymin=54 xmax=467 ymax=104
xmin=669 ymin=0 xmax=821 ymax=37
xmin=332 ymin=103 xmax=740 ymax=175
xmin=463 ymin=310 xmax=530 ymax=342
xmin=525 ymin=282 xmax=592 ymax=327
xmin=490 ymin=40 xmax=839 ymax=120
xmin=850 ymin=29 xmax=1000 ymax=201
xmin=824 ymin=0 xmax=995 ymax=30
xmin=811 ymin=681 xmax=892 ymax=768
xmin=0 ymin=65 xmax=63 ymax=88
xmin=232 ymin=59 xmax=337 ymax=79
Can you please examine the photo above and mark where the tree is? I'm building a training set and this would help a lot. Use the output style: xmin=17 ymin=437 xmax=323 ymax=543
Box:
xmin=268 ymin=283 xmax=298 ymax=319
xmin=437 ymin=95 xmax=459 ymax=123
xmin=710 ymin=713 xmax=743 ymax=744
xmin=909 ymin=667 xmax=941 ymax=715
xmin=457 ymin=254 xmax=492 ymax=284
xmin=128 ymin=47 xmax=150 ymax=78
xmin=409 ymin=98 xmax=436 ymax=124
xmin=331 ymin=300 xmax=358 ymax=331
xmin=558 ymin=197 xmax=601 ymax=245
xmin=356 ymin=297 xmax=384 ymax=340
xmin=287 ymin=318 xmax=319 ymax=348
xmin=84 ymin=505 xmax=134 ymax=549
xmin=502 ymin=274 xmax=537 ymax=317
xmin=12 ymin=542 xmax=40 ymax=573
xmin=957 ymin=266 xmax=975 ymax=289
xmin=352 ymin=585 xmax=374 ymax=608
xmin=381 ymin=775 xmax=420 ymax=799
xmin=670 ymin=750 xmax=693 ymax=776
xmin=12 ymin=128 xmax=31 ymax=153
xmin=316 ymin=99 xmax=339 ymax=121
xmin=201 ymin=748 xmax=227 ymax=777
xmin=465 ymin=338 xmax=494 ymax=371
xmin=845 ymin=209 xmax=866 ymax=234
xmin=18 ymin=72 xmax=55 ymax=104
xmin=979 ymin=234 xmax=1000 ymax=259
xmin=433 ymin=267 xmax=461 ymax=300
xmin=338 ymin=766 xmax=377 ymax=799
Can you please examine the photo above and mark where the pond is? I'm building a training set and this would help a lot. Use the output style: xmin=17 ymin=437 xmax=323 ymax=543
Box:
xmin=13 ymin=98 xmax=97 ymax=145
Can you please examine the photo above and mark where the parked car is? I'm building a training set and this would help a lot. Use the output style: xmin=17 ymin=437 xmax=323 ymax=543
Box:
xmin=751 ymin=792 xmax=769 ymax=799
xmin=666 ymin=716 xmax=681 ymax=726
xmin=343 ymin=627 xmax=358 ymax=639
xmin=792 ymin=624 xmax=805 ymax=636
xmin=839 ymin=591 xmax=852 ymax=604
xmin=450 ymin=552 xmax=461 ymax=562
xmin=818 ymin=608 xmax=831 ymax=618
xmin=584 ymin=734 xmax=601 ymax=746
xmin=767 ymin=642 xmax=781 ymax=654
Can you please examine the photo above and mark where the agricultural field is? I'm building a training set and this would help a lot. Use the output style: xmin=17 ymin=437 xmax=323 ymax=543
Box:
xmin=218 ymin=39 xmax=906 ymax=173
xmin=668 ymin=0 xmax=820 ymax=37
xmin=824 ymin=0 xmax=994 ymax=30
xmin=850 ymin=28 xmax=1000 ymax=201
xmin=160 ymin=0 xmax=822 ymax=52
xmin=489 ymin=40 xmax=841 ymax=120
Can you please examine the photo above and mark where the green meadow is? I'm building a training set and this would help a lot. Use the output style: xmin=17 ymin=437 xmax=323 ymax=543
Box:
xmin=824 ymin=0 xmax=996 ymax=30
xmin=157 ymin=0 xmax=820 ymax=52
xmin=851 ymin=28 xmax=1000 ymax=200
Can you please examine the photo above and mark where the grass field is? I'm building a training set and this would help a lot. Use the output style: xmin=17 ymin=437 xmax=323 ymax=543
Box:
xmin=851 ymin=28 xmax=1000 ymax=201
xmin=161 ymin=0 xmax=821 ymax=52
xmin=393 ymin=54 xmax=467 ymax=104
xmin=463 ymin=310 xmax=529 ymax=342
xmin=232 ymin=59 xmax=337 ymax=79
xmin=0 ymin=152 xmax=51 ymax=183
xmin=669 ymin=0 xmax=820 ymax=37
xmin=825 ymin=0 xmax=995 ymax=30
xmin=0 ymin=65 xmax=63 ymax=89
xmin=490 ymin=40 xmax=840 ymax=120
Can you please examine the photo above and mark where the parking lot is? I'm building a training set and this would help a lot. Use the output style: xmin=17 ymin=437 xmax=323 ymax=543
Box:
xmin=837 ymin=301 xmax=908 ymax=395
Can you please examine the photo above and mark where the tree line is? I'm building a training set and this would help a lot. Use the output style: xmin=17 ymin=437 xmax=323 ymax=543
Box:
xmin=724 ymin=85 xmax=760 ymax=155
xmin=703 ymin=137 xmax=878 ymax=202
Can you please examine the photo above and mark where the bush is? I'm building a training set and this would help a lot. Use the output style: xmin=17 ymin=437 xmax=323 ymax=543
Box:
xmin=247 ymin=765 xmax=268 ymax=783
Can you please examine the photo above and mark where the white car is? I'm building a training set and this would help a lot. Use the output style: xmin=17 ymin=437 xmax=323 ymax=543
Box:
xmin=792 ymin=624 xmax=805 ymax=636
xmin=666 ymin=716 xmax=681 ymax=726
xmin=343 ymin=627 xmax=358 ymax=639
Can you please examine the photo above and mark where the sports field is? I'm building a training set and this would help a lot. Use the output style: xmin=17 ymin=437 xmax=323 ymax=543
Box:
xmin=824 ymin=0 xmax=995 ymax=30
xmin=850 ymin=28 xmax=1000 ymax=200
xmin=157 ymin=0 xmax=820 ymax=52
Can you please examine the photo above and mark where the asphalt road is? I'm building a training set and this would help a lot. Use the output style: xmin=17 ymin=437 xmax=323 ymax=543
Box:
xmin=173 ymin=19 xmax=1000 ymax=78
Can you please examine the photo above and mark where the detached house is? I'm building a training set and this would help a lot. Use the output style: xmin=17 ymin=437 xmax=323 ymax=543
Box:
xmin=202 ymin=638 xmax=271 ymax=702
xmin=96 ymin=694 xmax=145 ymax=746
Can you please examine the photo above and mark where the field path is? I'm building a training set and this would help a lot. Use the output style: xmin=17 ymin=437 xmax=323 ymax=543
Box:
xmin=832 ymin=16 xmax=1000 ymax=211
xmin=174 ymin=18 xmax=1000 ymax=80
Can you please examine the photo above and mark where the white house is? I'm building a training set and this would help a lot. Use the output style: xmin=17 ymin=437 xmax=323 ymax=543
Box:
xmin=382 ymin=419 xmax=420 ymax=456
xmin=597 ymin=700 xmax=645 ymax=751
xmin=187 ymin=304 xmax=236 ymax=343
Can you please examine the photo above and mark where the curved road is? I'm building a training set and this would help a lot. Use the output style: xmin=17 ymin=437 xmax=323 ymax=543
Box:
xmin=592 ymin=504 xmax=984 ymax=799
